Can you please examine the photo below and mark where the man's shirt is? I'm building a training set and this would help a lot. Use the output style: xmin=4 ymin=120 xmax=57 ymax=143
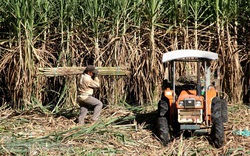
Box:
xmin=77 ymin=73 xmax=100 ymax=100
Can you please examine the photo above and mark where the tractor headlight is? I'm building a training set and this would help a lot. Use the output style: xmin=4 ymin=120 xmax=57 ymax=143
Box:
xmin=195 ymin=101 xmax=202 ymax=107
xmin=179 ymin=101 xmax=184 ymax=106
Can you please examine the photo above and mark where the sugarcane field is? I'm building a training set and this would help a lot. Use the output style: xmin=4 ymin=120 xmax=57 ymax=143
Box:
xmin=0 ymin=0 xmax=250 ymax=155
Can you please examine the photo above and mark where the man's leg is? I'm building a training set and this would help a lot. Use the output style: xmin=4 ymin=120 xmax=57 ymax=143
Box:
xmin=78 ymin=106 xmax=88 ymax=125
xmin=92 ymin=98 xmax=103 ymax=121
xmin=83 ymin=96 xmax=103 ymax=121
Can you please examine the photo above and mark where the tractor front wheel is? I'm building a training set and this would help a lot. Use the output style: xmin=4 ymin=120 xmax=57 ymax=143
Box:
xmin=157 ymin=117 xmax=170 ymax=146
xmin=211 ymin=97 xmax=225 ymax=148
xmin=157 ymin=97 xmax=170 ymax=145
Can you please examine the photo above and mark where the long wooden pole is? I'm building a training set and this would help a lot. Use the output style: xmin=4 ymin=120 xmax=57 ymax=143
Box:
xmin=38 ymin=66 xmax=130 ymax=77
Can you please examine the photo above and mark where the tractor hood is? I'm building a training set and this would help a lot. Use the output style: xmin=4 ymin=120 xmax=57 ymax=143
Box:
xmin=162 ymin=49 xmax=218 ymax=63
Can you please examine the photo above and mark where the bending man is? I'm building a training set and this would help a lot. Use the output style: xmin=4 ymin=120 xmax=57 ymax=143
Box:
xmin=77 ymin=65 xmax=103 ymax=125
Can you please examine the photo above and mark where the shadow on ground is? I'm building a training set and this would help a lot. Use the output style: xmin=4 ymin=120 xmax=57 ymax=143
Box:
xmin=53 ymin=107 xmax=79 ymax=122
xmin=135 ymin=110 xmax=158 ymax=133
xmin=134 ymin=110 xmax=217 ymax=148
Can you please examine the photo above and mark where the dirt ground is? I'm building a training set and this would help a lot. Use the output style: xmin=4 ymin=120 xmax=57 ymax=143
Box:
xmin=0 ymin=103 xmax=250 ymax=156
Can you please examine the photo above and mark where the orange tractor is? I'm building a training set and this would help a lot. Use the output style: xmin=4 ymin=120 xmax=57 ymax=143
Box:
xmin=157 ymin=50 xmax=228 ymax=148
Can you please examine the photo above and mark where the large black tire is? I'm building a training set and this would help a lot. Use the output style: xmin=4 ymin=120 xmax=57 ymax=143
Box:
xmin=211 ymin=117 xmax=224 ymax=148
xmin=248 ymin=87 xmax=250 ymax=103
xmin=211 ymin=97 xmax=225 ymax=148
xmin=157 ymin=117 xmax=170 ymax=146
xmin=221 ymin=99 xmax=228 ymax=123
xmin=158 ymin=99 xmax=169 ymax=117
xmin=157 ymin=97 xmax=170 ymax=145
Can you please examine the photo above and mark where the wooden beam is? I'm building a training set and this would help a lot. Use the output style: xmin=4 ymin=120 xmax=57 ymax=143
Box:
xmin=38 ymin=66 xmax=130 ymax=77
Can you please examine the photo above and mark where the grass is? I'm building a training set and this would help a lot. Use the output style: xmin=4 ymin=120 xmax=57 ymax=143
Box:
xmin=0 ymin=103 xmax=250 ymax=155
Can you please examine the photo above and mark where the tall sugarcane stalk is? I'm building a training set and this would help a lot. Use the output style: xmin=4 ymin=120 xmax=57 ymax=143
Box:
xmin=226 ymin=0 xmax=242 ymax=102
xmin=104 ymin=0 xmax=132 ymax=105
xmin=83 ymin=0 xmax=105 ymax=67
xmin=0 ymin=0 xmax=248 ymax=108
xmin=145 ymin=0 xmax=165 ymax=103
xmin=35 ymin=0 xmax=50 ymax=103
xmin=2 ymin=0 xmax=37 ymax=108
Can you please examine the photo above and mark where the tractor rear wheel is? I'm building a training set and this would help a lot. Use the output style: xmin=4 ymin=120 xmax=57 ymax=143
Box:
xmin=211 ymin=97 xmax=225 ymax=148
xmin=221 ymin=99 xmax=228 ymax=123
xmin=157 ymin=117 xmax=170 ymax=145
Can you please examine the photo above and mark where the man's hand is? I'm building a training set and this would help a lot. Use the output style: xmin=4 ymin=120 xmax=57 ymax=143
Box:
xmin=92 ymin=69 xmax=99 ymax=79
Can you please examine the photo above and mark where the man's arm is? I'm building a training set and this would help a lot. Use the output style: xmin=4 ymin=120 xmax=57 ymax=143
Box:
xmin=89 ymin=77 xmax=100 ymax=88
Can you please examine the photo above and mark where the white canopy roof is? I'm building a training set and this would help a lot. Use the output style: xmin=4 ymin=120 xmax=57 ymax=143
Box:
xmin=162 ymin=49 xmax=218 ymax=63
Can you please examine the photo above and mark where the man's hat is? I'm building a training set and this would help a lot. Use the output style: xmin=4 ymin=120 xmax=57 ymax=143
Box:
xmin=84 ymin=65 xmax=95 ymax=73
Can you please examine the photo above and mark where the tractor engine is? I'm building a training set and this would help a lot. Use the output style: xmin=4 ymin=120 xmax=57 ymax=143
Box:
xmin=176 ymin=90 xmax=204 ymax=125
xmin=177 ymin=98 xmax=203 ymax=124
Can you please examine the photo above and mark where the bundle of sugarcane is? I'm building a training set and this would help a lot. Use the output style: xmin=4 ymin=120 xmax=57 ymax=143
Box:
xmin=38 ymin=66 xmax=130 ymax=77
